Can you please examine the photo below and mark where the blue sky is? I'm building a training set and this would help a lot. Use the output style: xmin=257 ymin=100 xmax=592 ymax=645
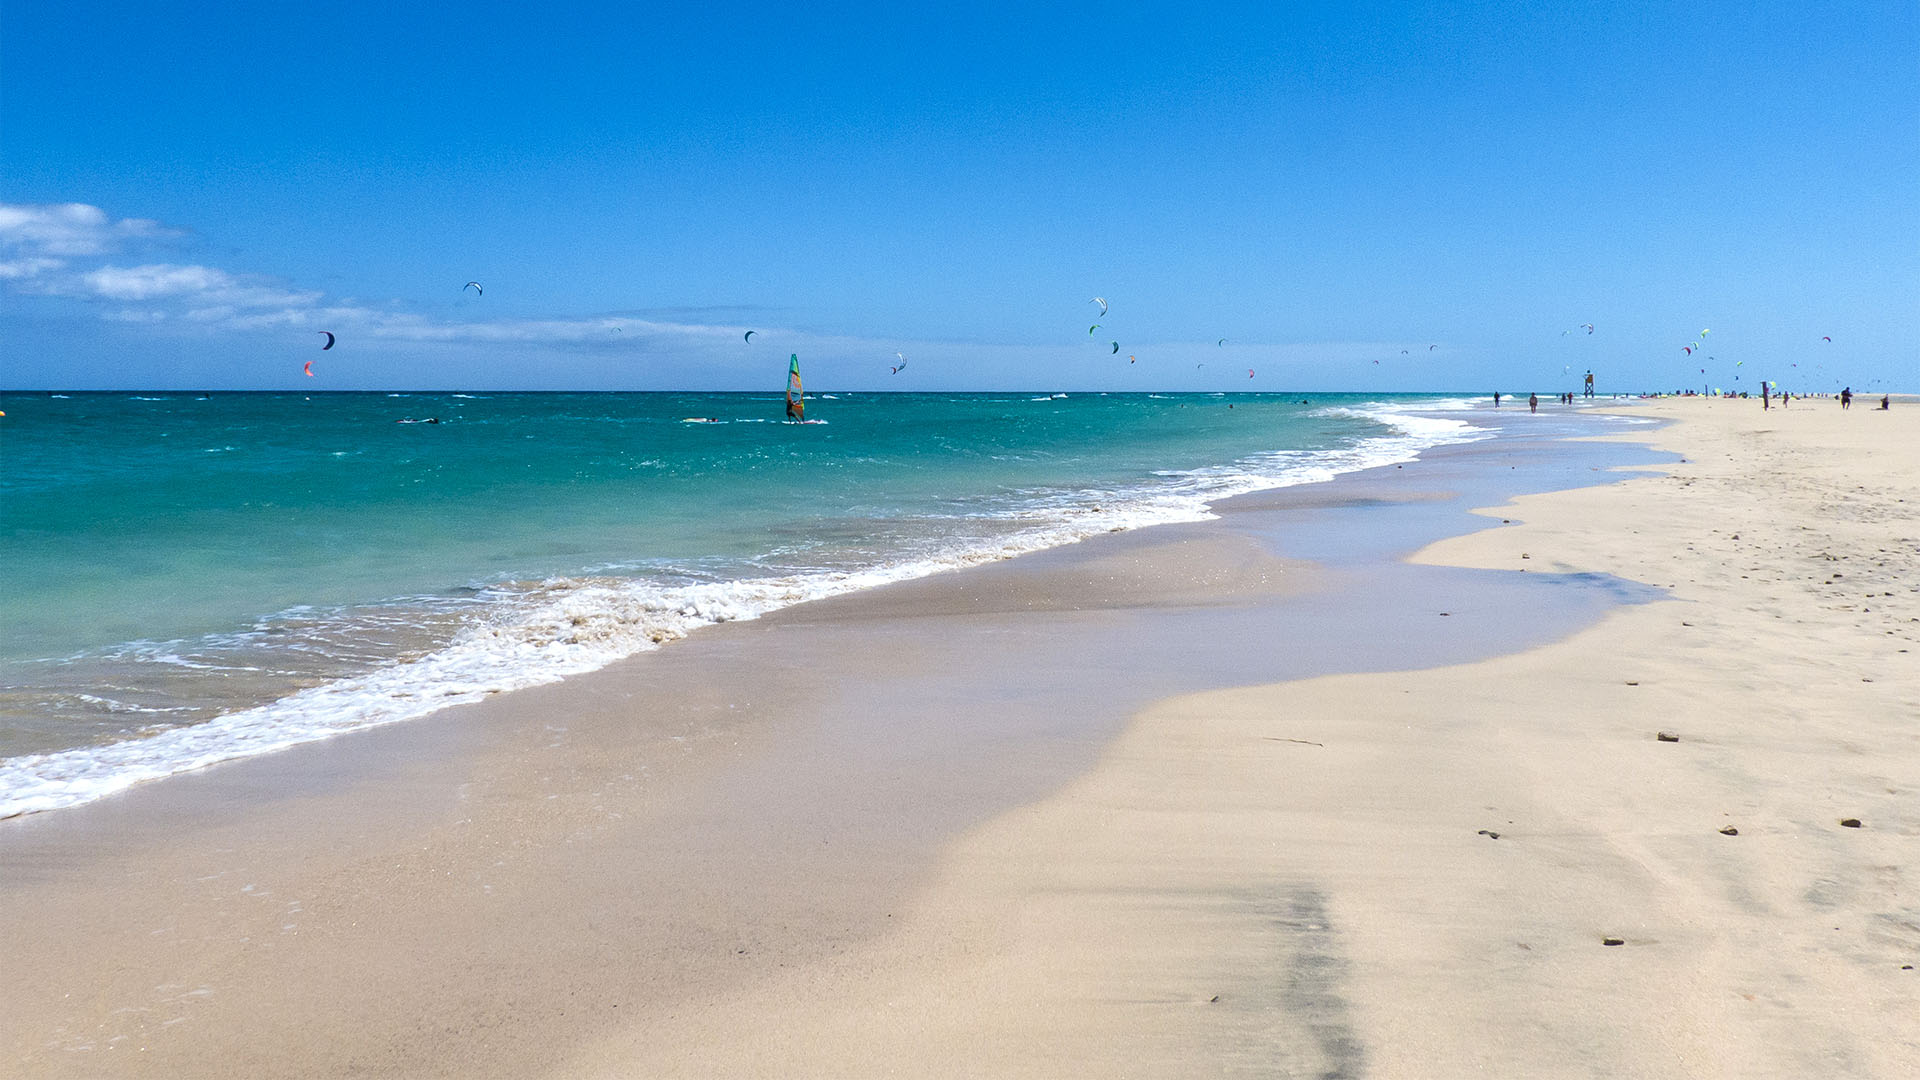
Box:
xmin=3 ymin=1 xmax=1915 ymax=392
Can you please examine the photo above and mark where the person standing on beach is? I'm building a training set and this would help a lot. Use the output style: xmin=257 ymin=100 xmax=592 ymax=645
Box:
xmin=1584 ymin=370 xmax=1595 ymax=397
xmin=1841 ymin=387 xmax=1853 ymax=409
xmin=1493 ymin=391 xmax=1501 ymax=408
xmin=1528 ymin=393 xmax=1537 ymax=413
xmin=1763 ymin=382 xmax=1770 ymax=410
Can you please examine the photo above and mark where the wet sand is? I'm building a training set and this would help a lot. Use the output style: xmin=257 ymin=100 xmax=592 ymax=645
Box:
xmin=4 ymin=398 xmax=1914 ymax=1077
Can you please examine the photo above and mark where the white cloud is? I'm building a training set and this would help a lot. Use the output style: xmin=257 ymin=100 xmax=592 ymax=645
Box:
xmin=83 ymin=263 xmax=231 ymax=300
xmin=0 ymin=202 xmax=171 ymax=257
xmin=77 ymin=263 xmax=322 ymax=309
xmin=1 ymin=200 xmax=751 ymax=358
xmin=361 ymin=314 xmax=732 ymax=346
xmin=0 ymin=257 xmax=64 ymax=280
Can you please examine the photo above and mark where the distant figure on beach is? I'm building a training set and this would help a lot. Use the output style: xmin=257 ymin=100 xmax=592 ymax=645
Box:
xmin=1880 ymin=395 xmax=1890 ymax=410
xmin=1528 ymin=393 xmax=1538 ymax=414
xmin=1584 ymin=370 xmax=1594 ymax=397
xmin=1762 ymin=383 xmax=1770 ymax=410
xmin=1493 ymin=391 xmax=1501 ymax=408
xmin=1841 ymin=387 xmax=1853 ymax=409
xmin=1781 ymin=391 xmax=1790 ymax=408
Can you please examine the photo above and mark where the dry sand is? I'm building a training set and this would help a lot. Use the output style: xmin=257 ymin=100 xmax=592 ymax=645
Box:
xmin=4 ymin=397 xmax=1914 ymax=1078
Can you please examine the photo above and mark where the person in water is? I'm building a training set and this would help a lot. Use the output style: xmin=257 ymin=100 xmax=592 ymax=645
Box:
xmin=1528 ymin=393 xmax=1538 ymax=414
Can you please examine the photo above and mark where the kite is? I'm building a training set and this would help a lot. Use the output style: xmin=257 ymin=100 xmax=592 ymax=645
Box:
xmin=303 ymin=361 xmax=314 ymax=377
xmin=1583 ymin=324 xmax=1594 ymax=334
xmin=1129 ymin=355 xmax=1136 ymax=364
xmin=744 ymin=330 xmax=756 ymax=342
xmin=890 ymin=352 xmax=907 ymax=375
xmin=1822 ymin=336 xmax=1831 ymax=342
xmin=1429 ymin=344 xmax=1437 ymax=351
xmin=1110 ymin=341 xmax=1119 ymax=354
xmin=1683 ymin=346 xmax=1693 ymax=355
xmin=318 ymin=331 xmax=335 ymax=350
xmin=1247 ymin=369 xmax=1255 ymax=378
xmin=1218 ymin=338 xmax=1227 ymax=346
xmin=465 ymin=281 xmax=483 ymax=295
xmin=1089 ymin=324 xmax=1101 ymax=334
xmin=1092 ymin=297 xmax=1108 ymax=317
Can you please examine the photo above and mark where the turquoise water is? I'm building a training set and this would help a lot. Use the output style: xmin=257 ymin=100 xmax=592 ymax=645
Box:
xmin=0 ymin=390 xmax=1485 ymax=815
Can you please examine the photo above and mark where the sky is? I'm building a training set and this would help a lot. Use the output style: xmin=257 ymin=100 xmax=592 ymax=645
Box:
xmin=2 ymin=1 xmax=1915 ymax=393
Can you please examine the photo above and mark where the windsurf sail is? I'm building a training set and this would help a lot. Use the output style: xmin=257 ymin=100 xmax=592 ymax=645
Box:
xmin=785 ymin=353 xmax=804 ymax=421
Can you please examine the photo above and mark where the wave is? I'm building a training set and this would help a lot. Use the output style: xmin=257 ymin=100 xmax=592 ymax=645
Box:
xmin=0 ymin=397 xmax=1488 ymax=818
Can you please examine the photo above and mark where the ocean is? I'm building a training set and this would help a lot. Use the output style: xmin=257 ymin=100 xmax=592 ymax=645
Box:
xmin=1 ymin=390 xmax=1489 ymax=816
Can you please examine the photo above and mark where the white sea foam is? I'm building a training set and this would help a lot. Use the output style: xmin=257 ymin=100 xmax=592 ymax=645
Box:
xmin=0 ymin=397 xmax=1488 ymax=818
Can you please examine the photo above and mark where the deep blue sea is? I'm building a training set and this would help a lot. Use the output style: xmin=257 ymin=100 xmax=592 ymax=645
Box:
xmin=1 ymin=390 xmax=1490 ymax=816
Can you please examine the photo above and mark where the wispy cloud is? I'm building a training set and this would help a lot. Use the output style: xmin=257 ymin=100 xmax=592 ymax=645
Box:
xmin=1 ymin=200 xmax=755 ymax=354
xmin=0 ymin=257 xmax=65 ymax=280
xmin=79 ymin=263 xmax=322 ymax=309
xmin=0 ymin=202 xmax=173 ymax=259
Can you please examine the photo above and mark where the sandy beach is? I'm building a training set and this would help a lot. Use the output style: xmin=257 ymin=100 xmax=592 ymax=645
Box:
xmin=4 ymin=397 xmax=1915 ymax=1078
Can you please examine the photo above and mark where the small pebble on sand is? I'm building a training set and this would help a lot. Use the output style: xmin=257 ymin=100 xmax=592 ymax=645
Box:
xmin=1657 ymin=732 xmax=1680 ymax=742
xmin=1840 ymin=818 xmax=1862 ymax=828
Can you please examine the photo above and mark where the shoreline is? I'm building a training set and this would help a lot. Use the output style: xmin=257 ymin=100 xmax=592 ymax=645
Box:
xmin=556 ymin=396 xmax=1917 ymax=1078
xmin=1 ymin=392 xmax=1488 ymax=819
xmin=6 ymin=399 xmax=1913 ymax=1076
